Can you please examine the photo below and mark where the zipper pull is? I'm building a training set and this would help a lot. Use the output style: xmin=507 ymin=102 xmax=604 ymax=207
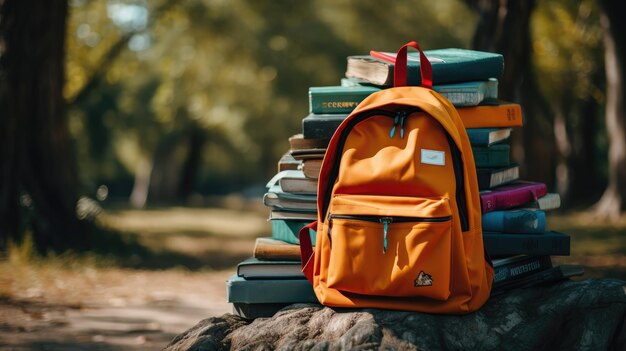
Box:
xmin=327 ymin=214 xmax=333 ymax=248
xmin=379 ymin=217 xmax=392 ymax=253
xmin=389 ymin=114 xmax=400 ymax=138
xmin=399 ymin=112 xmax=406 ymax=139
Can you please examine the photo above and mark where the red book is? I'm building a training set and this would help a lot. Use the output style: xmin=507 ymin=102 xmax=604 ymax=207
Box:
xmin=480 ymin=181 xmax=548 ymax=213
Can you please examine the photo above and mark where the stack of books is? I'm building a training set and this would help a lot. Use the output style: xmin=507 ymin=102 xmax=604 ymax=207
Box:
xmin=227 ymin=47 xmax=583 ymax=318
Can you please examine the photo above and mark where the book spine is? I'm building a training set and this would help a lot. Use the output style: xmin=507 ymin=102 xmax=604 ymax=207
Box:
xmin=457 ymin=103 xmax=523 ymax=128
xmin=493 ymin=255 xmax=553 ymax=286
xmin=482 ymin=210 xmax=546 ymax=233
xmin=472 ymin=145 xmax=510 ymax=168
xmin=309 ymin=94 xmax=367 ymax=114
xmin=483 ymin=232 xmax=570 ymax=256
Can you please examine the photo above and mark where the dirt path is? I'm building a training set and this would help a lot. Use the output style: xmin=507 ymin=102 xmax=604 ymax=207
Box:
xmin=0 ymin=269 xmax=235 ymax=350
xmin=0 ymin=205 xmax=265 ymax=350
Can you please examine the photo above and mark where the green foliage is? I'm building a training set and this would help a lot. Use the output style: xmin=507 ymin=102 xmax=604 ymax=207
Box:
xmin=65 ymin=0 xmax=476 ymax=201
xmin=66 ymin=0 xmax=609 ymax=204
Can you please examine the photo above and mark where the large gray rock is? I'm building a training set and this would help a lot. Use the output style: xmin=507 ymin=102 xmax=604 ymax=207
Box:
xmin=165 ymin=279 xmax=626 ymax=350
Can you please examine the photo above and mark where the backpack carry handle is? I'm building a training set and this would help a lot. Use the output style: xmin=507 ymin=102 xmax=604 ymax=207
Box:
xmin=393 ymin=41 xmax=433 ymax=89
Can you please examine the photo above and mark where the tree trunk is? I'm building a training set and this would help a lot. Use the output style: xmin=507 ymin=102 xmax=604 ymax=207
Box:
xmin=0 ymin=0 xmax=87 ymax=252
xmin=466 ymin=0 xmax=555 ymax=187
xmin=593 ymin=0 xmax=626 ymax=218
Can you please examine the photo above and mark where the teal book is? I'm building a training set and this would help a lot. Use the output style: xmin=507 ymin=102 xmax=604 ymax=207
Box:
xmin=227 ymin=274 xmax=317 ymax=304
xmin=271 ymin=219 xmax=316 ymax=245
xmin=339 ymin=78 xmax=498 ymax=107
xmin=237 ymin=258 xmax=304 ymax=280
xmin=346 ymin=48 xmax=504 ymax=86
xmin=466 ymin=128 xmax=512 ymax=146
xmin=483 ymin=231 xmax=570 ymax=256
xmin=309 ymin=85 xmax=380 ymax=114
xmin=432 ymin=78 xmax=499 ymax=107
xmin=302 ymin=113 xmax=349 ymax=139
xmin=477 ymin=164 xmax=519 ymax=190
xmin=482 ymin=209 xmax=547 ymax=234
xmin=472 ymin=144 xmax=510 ymax=168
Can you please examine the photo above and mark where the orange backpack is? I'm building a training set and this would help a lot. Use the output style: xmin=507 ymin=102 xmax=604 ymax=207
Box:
xmin=299 ymin=41 xmax=493 ymax=314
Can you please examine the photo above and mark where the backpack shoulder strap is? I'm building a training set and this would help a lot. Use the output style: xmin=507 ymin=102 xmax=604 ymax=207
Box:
xmin=299 ymin=221 xmax=317 ymax=284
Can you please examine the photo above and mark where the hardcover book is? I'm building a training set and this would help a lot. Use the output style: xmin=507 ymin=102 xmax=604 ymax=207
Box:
xmin=340 ymin=78 xmax=499 ymax=107
xmin=301 ymin=158 xmax=323 ymax=179
xmin=309 ymin=85 xmax=380 ymax=114
xmin=267 ymin=170 xmax=318 ymax=195
xmin=521 ymin=193 xmax=561 ymax=211
xmin=466 ymin=128 xmax=512 ymax=146
xmin=491 ymin=265 xmax=584 ymax=296
xmin=432 ymin=78 xmax=499 ymax=107
xmin=302 ymin=113 xmax=348 ymax=139
xmin=456 ymin=101 xmax=523 ymax=128
xmin=472 ymin=144 xmax=510 ymax=168
xmin=483 ymin=231 xmax=571 ymax=257
xmin=263 ymin=184 xmax=317 ymax=212
xmin=345 ymin=48 xmax=504 ymax=86
xmin=288 ymin=133 xmax=330 ymax=150
xmin=227 ymin=274 xmax=317 ymax=304
xmin=477 ymin=164 xmax=520 ymax=190
xmin=269 ymin=210 xmax=317 ymax=221
xmin=480 ymin=181 xmax=548 ymax=213
xmin=277 ymin=151 xmax=301 ymax=172
xmin=271 ymin=219 xmax=315 ymax=245
xmin=492 ymin=255 xmax=553 ymax=287
xmin=236 ymin=258 xmax=305 ymax=280
xmin=482 ymin=209 xmax=547 ymax=234
xmin=290 ymin=148 xmax=326 ymax=161
xmin=253 ymin=237 xmax=302 ymax=261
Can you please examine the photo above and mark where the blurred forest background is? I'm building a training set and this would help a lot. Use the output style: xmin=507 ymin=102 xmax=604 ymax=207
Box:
xmin=1 ymin=0 xmax=625 ymax=253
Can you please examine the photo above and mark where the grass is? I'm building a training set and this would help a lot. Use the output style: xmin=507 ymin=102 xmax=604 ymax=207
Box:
xmin=548 ymin=211 xmax=626 ymax=280
xmin=1 ymin=206 xmax=625 ymax=301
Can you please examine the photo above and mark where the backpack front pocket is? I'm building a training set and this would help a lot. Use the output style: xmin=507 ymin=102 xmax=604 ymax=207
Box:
xmin=326 ymin=195 xmax=452 ymax=300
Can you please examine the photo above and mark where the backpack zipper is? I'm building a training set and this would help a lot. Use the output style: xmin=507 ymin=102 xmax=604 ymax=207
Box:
xmin=321 ymin=108 xmax=469 ymax=232
xmin=328 ymin=214 xmax=452 ymax=253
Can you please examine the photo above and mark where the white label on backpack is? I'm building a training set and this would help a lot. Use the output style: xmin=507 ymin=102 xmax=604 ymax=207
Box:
xmin=421 ymin=149 xmax=445 ymax=166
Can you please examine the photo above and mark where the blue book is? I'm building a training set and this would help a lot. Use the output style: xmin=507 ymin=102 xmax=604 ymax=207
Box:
xmin=482 ymin=209 xmax=546 ymax=234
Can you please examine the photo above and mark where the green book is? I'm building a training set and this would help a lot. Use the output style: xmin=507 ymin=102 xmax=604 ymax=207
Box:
xmin=302 ymin=113 xmax=348 ymax=139
xmin=472 ymin=144 xmax=510 ymax=168
xmin=476 ymin=163 xmax=519 ymax=190
xmin=346 ymin=48 xmax=504 ymax=86
xmin=432 ymin=78 xmax=499 ymax=107
xmin=271 ymin=219 xmax=316 ymax=245
xmin=309 ymin=85 xmax=380 ymax=114
xmin=227 ymin=274 xmax=317 ymax=304
xmin=237 ymin=258 xmax=304 ymax=280
xmin=483 ymin=231 xmax=571 ymax=256
xmin=466 ymin=128 xmax=512 ymax=146
xmin=340 ymin=78 xmax=499 ymax=107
